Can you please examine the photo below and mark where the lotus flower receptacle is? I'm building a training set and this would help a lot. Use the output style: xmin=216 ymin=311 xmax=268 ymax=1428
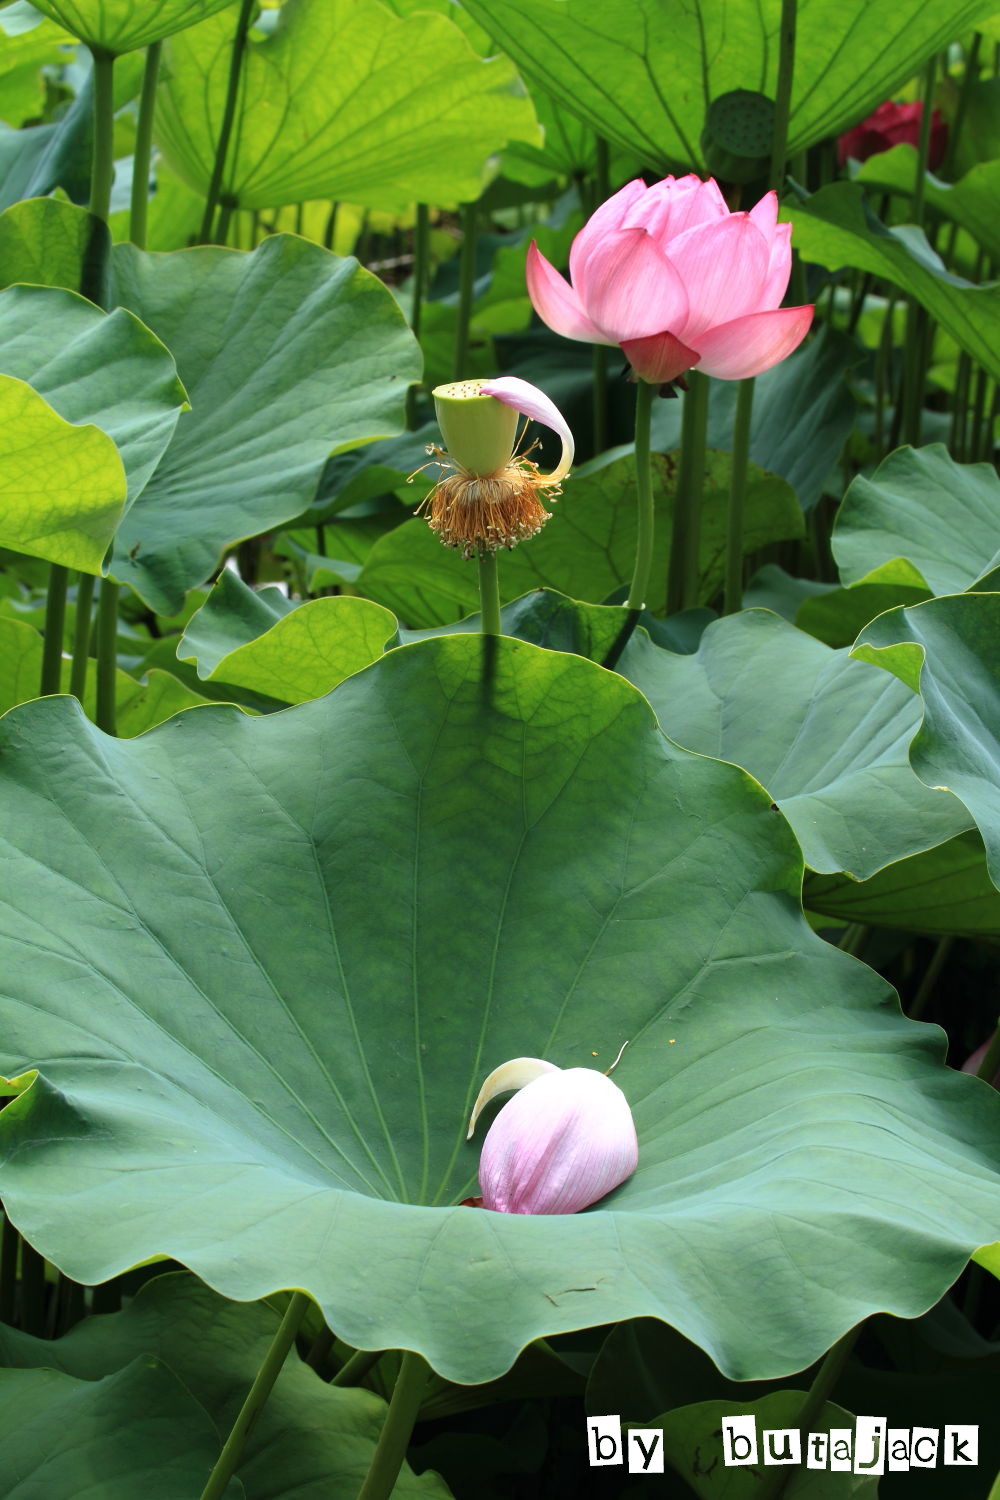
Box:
xmin=416 ymin=377 xmax=574 ymax=560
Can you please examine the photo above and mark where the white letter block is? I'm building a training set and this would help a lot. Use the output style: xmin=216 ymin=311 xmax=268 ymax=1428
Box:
xmin=829 ymin=1428 xmax=853 ymax=1471
xmin=887 ymin=1430 xmax=911 ymax=1471
xmin=806 ymin=1432 xmax=829 ymax=1469
xmin=944 ymin=1426 xmax=978 ymax=1466
xmin=762 ymin=1429 xmax=800 ymax=1465
xmin=628 ymin=1429 xmax=664 ymax=1474
xmin=721 ymin=1415 xmax=758 ymax=1466
xmin=910 ymin=1428 xmax=938 ymax=1468
xmin=854 ymin=1417 xmax=887 ymax=1476
xmin=588 ymin=1415 xmax=623 ymax=1466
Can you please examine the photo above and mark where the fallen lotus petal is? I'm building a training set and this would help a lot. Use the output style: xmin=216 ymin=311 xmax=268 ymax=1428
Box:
xmin=417 ymin=377 xmax=574 ymax=559
xmin=526 ymin=174 xmax=813 ymax=384
xmin=468 ymin=1060 xmax=638 ymax=1215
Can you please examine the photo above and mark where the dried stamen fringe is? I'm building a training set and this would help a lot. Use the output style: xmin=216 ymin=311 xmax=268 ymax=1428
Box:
xmin=415 ymin=456 xmax=562 ymax=560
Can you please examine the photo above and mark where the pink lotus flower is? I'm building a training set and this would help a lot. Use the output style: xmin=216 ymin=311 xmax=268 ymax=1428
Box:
xmin=525 ymin=175 xmax=813 ymax=385
xmin=962 ymin=1032 xmax=999 ymax=1089
xmin=837 ymin=101 xmax=948 ymax=169
xmin=466 ymin=1056 xmax=638 ymax=1215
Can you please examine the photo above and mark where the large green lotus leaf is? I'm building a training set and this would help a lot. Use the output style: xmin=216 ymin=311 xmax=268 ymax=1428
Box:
xmin=1 ymin=637 xmax=1000 ymax=1385
xmin=652 ymin=1393 xmax=878 ymax=1498
xmin=0 ymin=1360 xmax=244 ymax=1499
xmin=854 ymin=594 xmax=1000 ymax=892
xmin=0 ymin=69 xmax=91 ymax=210
xmin=0 ymin=283 xmax=188 ymax=510
xmin=29 ymin=0 xmax=239 ymax=54
xmin=784 ymin=184 xmax=1000 ymax=379
xmin=358 ymin=451 xmax=803 ymax=627
xmin=0 ymin=372 xmax=125 ymax=571
xmin=178 ymin=571 xmax=397 ymax=702
xmin=0 ymin=197 xmax=109 ymax=301
xmin=805 ymin=831 xmax=1000 ymax=937
xmin=459 ymin=0 xmax=990 ymax=172
xmin=857 ymin=145 xmax=1000 ymax=264
xmin=0 ymin=6 xmax=73 ymax=127
xmin=0 ymin=613 xmax=208 ymax=731
xmin=104 ymin=234 xmax=420 ymax=614
xmin=618 ymin=609 xmax=970 ymax=878
xmin=0 ymin=1273 xmax=449 ymax=1499
xmin=833 ymin=445 xmax=1000 ymax=596
xmin=155 ymin=0 xmax=540 ymax=213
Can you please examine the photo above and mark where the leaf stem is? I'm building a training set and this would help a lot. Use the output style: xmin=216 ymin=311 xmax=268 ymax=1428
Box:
xmin=69 ymin=571 xmax=96 ymax=699
xmin=95 ymin=579 xmax=119 ymax=735
xmin=768 ymin=0 xmax=797 ymax=190
xmin=198 ymin=0 xmax=255 ymax=244
xmin=477 ymin=551 xmax=501 ymax=635
xmin=406 ymin=203 xmax=429 ymax=429
xmin=88 ymin=47 xmax=116 ymax=222
xmin=199 ymin=1290 xmax=311 ymax=1500
xmin=129 ymin=41 xmax=161 ymax=250
xmin=41 ymin=564 xmax=69 ymax=695
xmin=907 ymin=933 xmax=954 ymax=1020
xmin=625 ymin=378 xmax=655 ymax=610
xmin=356 ymin=1350 xmax=429 ymax=1500
xmin=753 ymin=1325 xmax=861 ymax=1500
xmin=452 ymin=201 xmax=478 ymax=381
xmin=724 ymin=377 xmax=754 ymax=614
xmin=331 ymin=1347 xmax=384 ymax=1387
xmin=0 ymin=1212 xmax=18 ymax=1326
xmin=975 ymin=1021 xmax=1000 ymax=1083
xmin=667 ymin=370 xmax=709 ymax=614
xmin=943 ymin=33 xmax=981 ymax=181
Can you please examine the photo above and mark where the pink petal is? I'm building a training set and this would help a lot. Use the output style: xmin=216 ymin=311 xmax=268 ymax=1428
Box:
xmin=578 ymin=227 xmax=690 ymax=342
xmin=623 ymin=174 xmax=729 ymax=240
xmin=748 ymin=189 xmax=779 ymax=236
xmin=526 ymin=241 xmax=611 ymax=345
xmin=693 ymin=304 xmax=814 ymax=380
xmin=620 ymin=329 xmax=699 ymax=383
xmin=478 ymin=1068 xmax=638 ymax=1215
xmin=667 ymin=214 xmax=772 ymax=342
xmin=480 ymin=376 xmax=575 ymax=483
xmin=569 ymin=178 xmax=649 ymax=296
xmin=759 ymin=221 xmax=792 ymax=308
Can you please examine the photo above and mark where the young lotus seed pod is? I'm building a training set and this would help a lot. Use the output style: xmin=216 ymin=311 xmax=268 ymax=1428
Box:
xmin=417 ymin=377 xmax=574 ymax=560
xmin=467 ymin=1056 xmax=638 ymax=1215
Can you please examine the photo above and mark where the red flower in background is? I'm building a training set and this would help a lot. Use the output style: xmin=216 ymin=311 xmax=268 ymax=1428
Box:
xmin=838 ymin=100 xmax=948 ymax=169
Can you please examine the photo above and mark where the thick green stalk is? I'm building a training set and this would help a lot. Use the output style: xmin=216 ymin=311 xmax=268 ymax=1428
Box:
xmin=0 ymin=1213 xmax=18 ymax=1326
xmin=768 ymin=0 xmax=797 ymax=190
xmin=198 ymin=0 xmax=255 ymax=244
xmin=214 ymin=197 xmax=236 ymax=247
xmin=943 ymin=34 xmax=982 ymax=180
xmin=753 ymin=1326 xmax=861 ymax=1500
xmin=724 ymin=378 xmax=755 ymax=614
xmin=452 ymin=201 xmax=478 ymax=381
xmin=69 ymin=571 xmax=96 ymax=699
xmin=41 ymin=564 xmax=69 ymax=695
xmin=95 ymin=579 xmax=119 ymax=735
xmin=667 ymin=371 xmax=709 ymax=615
xmin=625 ymin=378 xmax=655 ymax=610
xmin=907 ymin=934 xmax=954 ymax=1020
xmin=199 ymin=1291 xmax=311 ymax=1500
xmin=20 ymin=1241 xmax=47 ymax=1337
xmin=323 ymin=200 xmax=338 ymax=250
xmin=477 ymin=551 xmax=502 ymax=635
xmin=356 ymin=1351 xmax=429 ymax=1500
xmin=975 ymin=1021 xmax=1000 ymax=1083
xmin=129 ymin=41 xmax=161 ymax=249
xmin=88 ymin=48 xmax=116 ymax=222
xmin=911 ymin=58 xmax=936 ymax=226
xmin=331 ymin=1347 xmax=384 ymax=1387
xmin=406 ymin=203 xmax=430 ymax=428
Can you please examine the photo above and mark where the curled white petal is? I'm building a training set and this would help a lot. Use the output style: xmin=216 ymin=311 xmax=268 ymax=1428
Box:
xmin=480 ymin=376 xmax=574 ymax=485
xmin=467 ymin=1056 xmax=560 ymax=1139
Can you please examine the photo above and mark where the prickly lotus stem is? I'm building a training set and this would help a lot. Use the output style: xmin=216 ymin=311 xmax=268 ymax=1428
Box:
xmin=416 ymin=377 xmax=574 ymax=560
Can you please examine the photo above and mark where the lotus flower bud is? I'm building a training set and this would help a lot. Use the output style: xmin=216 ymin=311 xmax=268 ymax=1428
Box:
xmin=416 ymin=377 xmax=573 ymax=560
xmin=466 ymin=1056 xmax=638 ymax=1215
